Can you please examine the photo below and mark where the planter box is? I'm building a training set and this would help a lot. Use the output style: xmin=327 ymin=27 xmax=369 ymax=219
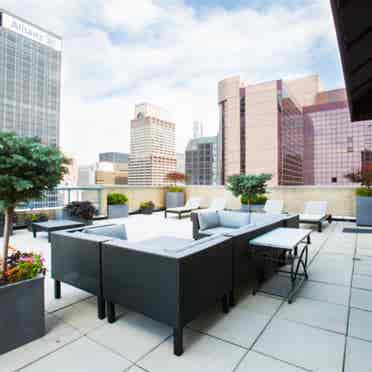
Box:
xmin=0 ymin=276 xmax=45 ymax=355
xmin=166 ymin=192 xmax=185 ymax=209
xmin=62 ymin=210 xmax=93 ymax=225
xmin=140 ymin=207 xmax=154 ymax=215
xmin=249 ymin=204 xmax=265 ymax=213
xmin=240 ymin=204 xmax=250 ymax=213
xmin=108 ymin=205 xmax=129 ymax=219
xmin=356 ymin=196 xmax=372 ymax=226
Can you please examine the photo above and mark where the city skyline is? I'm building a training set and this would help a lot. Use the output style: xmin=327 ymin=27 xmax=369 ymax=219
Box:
xmin=0 ymin=1 xmax=343 ymax=164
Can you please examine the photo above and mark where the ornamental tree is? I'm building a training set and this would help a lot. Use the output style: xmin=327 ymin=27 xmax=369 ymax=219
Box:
xmin=165 ymin=171 xmax=186 ymax=185
xmin=0 ymin=133 xmax=69 ymax=275
xmin=226 ymin=174 xmax=272 ymax=204
xmin=345 ymin=164 xmax=372 ymax=189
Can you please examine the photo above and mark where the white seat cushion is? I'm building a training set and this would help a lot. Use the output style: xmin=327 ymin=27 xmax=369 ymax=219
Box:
xmin=300 ymin=213 xmax=326 ymax=222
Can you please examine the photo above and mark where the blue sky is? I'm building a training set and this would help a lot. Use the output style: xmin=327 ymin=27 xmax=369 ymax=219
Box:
xmin=3 ymin=0 xmax=343 ymax=163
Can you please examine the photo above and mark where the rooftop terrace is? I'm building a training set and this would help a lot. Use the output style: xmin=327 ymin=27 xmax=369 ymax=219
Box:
xmin=1 ymin=212 xmax=372 ymax=372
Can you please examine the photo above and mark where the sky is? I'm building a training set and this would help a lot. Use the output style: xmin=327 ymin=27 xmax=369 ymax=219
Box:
xmin=2 ymin=0 xmax=344 ymax=165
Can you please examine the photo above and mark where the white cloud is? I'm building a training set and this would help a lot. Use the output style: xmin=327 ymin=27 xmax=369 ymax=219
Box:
xmin=1 ymin=0 xmax=340 ymax=164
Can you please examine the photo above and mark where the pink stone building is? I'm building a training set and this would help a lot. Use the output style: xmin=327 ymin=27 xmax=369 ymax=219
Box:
xmin=218 ymin=75 xmax=372 ymax=186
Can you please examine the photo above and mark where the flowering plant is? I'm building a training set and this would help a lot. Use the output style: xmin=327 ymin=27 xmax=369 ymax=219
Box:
xmin=0 ymin=250 xmax=46 ymax=286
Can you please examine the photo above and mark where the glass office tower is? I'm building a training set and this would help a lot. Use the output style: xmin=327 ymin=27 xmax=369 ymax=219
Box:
xmin=0 ymin=10 xmax=62 ymax=147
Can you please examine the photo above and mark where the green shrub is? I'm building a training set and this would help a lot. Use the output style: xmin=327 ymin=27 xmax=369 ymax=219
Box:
xmin=140 ymin=201 xmax=155 ymax=209
xmin=168 ymin=186 xmax=185 ymax=193
xmin=356 ymin=187 xmax=372 ymax=197
xmin=107 ymin=193 xmax=128 ymax=205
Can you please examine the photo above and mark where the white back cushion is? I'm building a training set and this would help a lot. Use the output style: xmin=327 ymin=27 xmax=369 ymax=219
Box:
xmin=304 ymin=201 xmax=327 ymax=215
xmin=264 ymin=200 xmax=284 ymax=214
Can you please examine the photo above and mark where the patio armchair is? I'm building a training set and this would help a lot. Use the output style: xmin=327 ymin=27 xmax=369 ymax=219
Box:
xmin=101 ymin=234 xmax=233 ymax=356
xmin=50 ymin=224 xmax=127 ymax=319
xmin=164 ymin=197 xmax=202 ymax=219
xmin=299 ymin=201 xmax=332 ymax=232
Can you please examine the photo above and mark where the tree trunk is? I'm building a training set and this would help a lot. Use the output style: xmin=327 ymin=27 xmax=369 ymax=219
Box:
xmin=1 ymin=207 xmax=14 ymax=275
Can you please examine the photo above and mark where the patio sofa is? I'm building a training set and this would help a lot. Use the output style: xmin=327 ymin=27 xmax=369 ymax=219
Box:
xmin=191 ymin=210 xmax=300 ymax=305
xmin=50 ymin=224 xmax=128 ymax=319
xmin=101 ymin=234 xmax=233 ymax=356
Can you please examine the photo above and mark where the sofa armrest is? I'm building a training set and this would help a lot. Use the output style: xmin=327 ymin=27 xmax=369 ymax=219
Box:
xmin=191 ymin=212 xmax=201 ymax=240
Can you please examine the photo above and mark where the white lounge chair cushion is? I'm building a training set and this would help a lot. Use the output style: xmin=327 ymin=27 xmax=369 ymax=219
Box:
xmin=264 ymin=200 xmax=284 ymax=214
xmin=209 ymin=198 xmax=226 ymax=211
xmin=304 ymin=201 xmax=328 ymax=215
xmin=300 ymin=214 xmax=326 ymax=222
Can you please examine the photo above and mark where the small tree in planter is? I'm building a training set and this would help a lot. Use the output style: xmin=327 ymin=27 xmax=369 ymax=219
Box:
xmin=107 ymin=193 xmax=129 ymax=218
xmin=345 ymin=164 xmax=372 ymax=226
xmin=0 ymin=132 xmax=68 ymax=353
xmin=165 ymin=172 xmax=186 ymax=208
xmin=140 ymin=201 xmax=155 ymax=215
xmin=227 ymin=174 xmax=272 ymax=212
xmin=64 ymin=201 xmax=97 ymax=225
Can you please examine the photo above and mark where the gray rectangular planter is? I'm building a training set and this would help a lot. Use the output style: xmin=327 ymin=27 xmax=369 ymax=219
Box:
xmin=108 ymin=205 xmax=129 ymax=219
xmin=356 ymin=196 xmax=372 ymax=226
xmin=0 ymin=276 xmax=45 ymax=355
xmin=166 ymin=192 xmax=185 ymax=209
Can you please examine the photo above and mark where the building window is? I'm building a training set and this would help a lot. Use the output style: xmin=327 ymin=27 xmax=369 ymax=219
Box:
xmin=331 ymin=177 xmax=337 ymax=183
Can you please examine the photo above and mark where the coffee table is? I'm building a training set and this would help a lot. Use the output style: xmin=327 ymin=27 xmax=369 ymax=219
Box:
xmin=250 ymin=227 xmax=311 ymax=303
xmin=31 ymin=219 xmax=86 ymax=242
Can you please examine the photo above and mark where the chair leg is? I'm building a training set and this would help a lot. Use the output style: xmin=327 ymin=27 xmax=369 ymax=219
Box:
xmin=222 ymin=293 xmax=229 ymax=314
xmin=229 ymin=290 xmax=236 ymax=307
xmin=165 ymin=211 xmax=167 ymax=218
xmin=307 ymin=235 xmax=311 ymax=244
xmin=54 ymin=280 xmax=61 ymax=299
xmin=173 ymin=327 xmax=183 ymax=356
xmin=318 ymin=222 xmax=322 ymax=233
xmin=97 ymin=296 xmax=106 ymax=320
xmin=107 ymin=301 xmax=116 ymax=323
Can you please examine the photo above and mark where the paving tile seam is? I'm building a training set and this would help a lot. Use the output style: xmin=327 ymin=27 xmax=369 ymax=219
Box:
xmin=342 ymin=228 xmax=357 ymax=372
xmin=231 ymin=297 xmax=287 ymax=372
xmin=250 ymin=350 xmax=312 ymax=372
xmin=46 ymin=294 xmax=95 ymax=315
xmin=13 ymin=334 xmax=86 ymax=372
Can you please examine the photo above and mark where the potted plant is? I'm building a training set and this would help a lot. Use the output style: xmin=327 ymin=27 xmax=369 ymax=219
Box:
xmin=24 ymin=212 xmax=49 ymax=232
xmin=0 ymin=132 xmax=68 ymax=354
xmin=246 ymin=194 xmax=268 ymax=213
xmin=227 ymin=174 xmax=272 ymax=212
xmin=63 ymin=201 xmax=97 ymax=225
xmin=107 ymin=193 xmax=129 ymax=218
xmin=345 ymin=164 xmax=372 ymax=226
xmin=139 ymin=201 xmax=155 ymax=215
xmin=165 ymin=172 xmax=186 ymax=208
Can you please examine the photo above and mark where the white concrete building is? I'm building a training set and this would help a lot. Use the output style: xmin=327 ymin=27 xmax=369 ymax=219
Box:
xmin=129 ymin=103 xmax=176 ymax=186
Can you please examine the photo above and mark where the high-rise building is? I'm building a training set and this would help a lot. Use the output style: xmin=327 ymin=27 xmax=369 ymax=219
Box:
xmin=99 ymin=152 xmax=129 ymax=164
xmin=218 ymin=75 xmax=372 ymax=186
xmin=176 ymin=153 xmax=185 ymax=174
xmin=193 ymin=120 xmax=203 ymax=139
xmin=185 ymin=136 xmax=218 ymax=185
xmin=0 ymin=9 xmax=62 ymax=147
xmin=129 ymin=103 xmax=176 ymax=186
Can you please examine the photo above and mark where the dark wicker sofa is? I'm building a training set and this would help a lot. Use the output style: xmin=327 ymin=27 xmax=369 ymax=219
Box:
xmin=101 ymin=235 xmax=233 ymax=356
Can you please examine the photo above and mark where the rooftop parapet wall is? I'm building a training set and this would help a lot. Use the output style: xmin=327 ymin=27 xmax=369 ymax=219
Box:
xmin=185 ymin=185 xmax=357 ymax=217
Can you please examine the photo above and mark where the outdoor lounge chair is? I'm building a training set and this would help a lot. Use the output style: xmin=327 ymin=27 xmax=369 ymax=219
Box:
xmin=208 ymin=197 xmax=227 ymax=211
xmin=164 ymin=197 xmax=201 ymax=219
xmin=263 ymin=199 xmax=284 ymax=214
xmin=299 ymin=201 xmax=332 ymax=232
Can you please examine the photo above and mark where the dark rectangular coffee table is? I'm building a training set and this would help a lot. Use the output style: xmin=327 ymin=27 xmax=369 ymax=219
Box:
xmin=32 ymin=220 xmax=86 ymax=242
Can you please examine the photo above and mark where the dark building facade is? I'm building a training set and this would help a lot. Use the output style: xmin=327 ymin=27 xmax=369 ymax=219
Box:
xmin=186 ymin=136 xmax=217 ymax=185
xmin=0 ymin=9 xmax=62 ymax=147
